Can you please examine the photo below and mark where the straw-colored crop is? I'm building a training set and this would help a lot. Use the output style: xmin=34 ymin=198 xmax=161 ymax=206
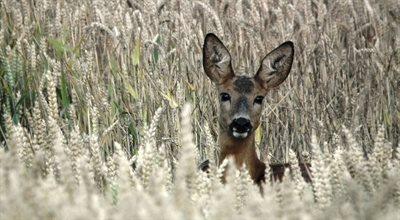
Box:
xmin=0 ymin=0 xmax=399 ymax=219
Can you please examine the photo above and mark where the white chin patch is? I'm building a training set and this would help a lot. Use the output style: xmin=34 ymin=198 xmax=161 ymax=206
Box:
xmin=233 ymin=131 xmax=248 ymax=139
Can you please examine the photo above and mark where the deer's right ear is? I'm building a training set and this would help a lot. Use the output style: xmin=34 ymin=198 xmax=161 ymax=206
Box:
xmin=203 ymin=33 xmax=234 ymax=84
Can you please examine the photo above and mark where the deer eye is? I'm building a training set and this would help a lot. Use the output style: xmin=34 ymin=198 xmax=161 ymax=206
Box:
xmin=254 ymin=96 xmax=264 ymax=105
xmin=220 ymin=93 xmax=231 ymax=102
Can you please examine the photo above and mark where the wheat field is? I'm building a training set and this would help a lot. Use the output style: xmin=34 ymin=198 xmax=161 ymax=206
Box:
xmin=0 ymin=0 xmax=399 ymax=219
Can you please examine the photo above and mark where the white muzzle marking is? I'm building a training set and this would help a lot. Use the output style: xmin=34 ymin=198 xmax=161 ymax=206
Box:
xmin=233 ymin=131 xmax=248 ymax=138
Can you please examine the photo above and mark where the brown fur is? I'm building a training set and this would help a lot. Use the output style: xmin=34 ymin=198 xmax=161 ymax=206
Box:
xmin=270 ymin=163 xmax=312 ymax=183
xmin=219 ymin=131 xmax=266 ymax=185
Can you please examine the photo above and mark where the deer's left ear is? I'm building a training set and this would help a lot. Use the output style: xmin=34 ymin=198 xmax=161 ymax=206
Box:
xmin=255 ymin=41 xmax=294 ymax=90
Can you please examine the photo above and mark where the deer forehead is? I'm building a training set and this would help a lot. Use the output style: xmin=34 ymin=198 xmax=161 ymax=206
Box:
xmin=220 ymin=76 xmax=264 ymax=95
xmin=233 ymin=76 xmax=254 ymax=93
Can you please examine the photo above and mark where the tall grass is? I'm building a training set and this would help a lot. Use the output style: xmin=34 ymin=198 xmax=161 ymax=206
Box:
xmin=0 ymin=0 xmax=399 ymax=219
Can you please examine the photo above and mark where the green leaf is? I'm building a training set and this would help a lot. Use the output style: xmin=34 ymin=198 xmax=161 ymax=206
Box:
xmin=125 ymin=84 xmax=139 ymax=100
xmin=48 ymin=38 xmax=71 ymax=58
xmin=152 ymin=35 xmax=161 ymax=63
xmin=133 ymin=39 xmax=141 ymax=66
xmin=161 ymin=91 xmax=178 ymax=109
xmin=60 ymin=72 xmax=70 ymax=110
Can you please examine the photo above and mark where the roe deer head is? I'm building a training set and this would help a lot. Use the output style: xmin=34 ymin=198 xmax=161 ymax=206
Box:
xmin=202 ymin=33 xmax=294 ymax=185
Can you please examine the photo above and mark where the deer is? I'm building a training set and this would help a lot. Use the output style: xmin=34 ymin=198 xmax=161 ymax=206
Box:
xmin=201 ymin=33 xmax=311 ymax=185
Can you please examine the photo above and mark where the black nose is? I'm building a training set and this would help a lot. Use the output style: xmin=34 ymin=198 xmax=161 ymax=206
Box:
xmin=231 ymin=117 xmax=252 ymax=133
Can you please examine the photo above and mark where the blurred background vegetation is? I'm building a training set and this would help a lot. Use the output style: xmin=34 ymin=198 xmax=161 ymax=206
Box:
xmin=0 ymin=0 xmax=399 ymax=163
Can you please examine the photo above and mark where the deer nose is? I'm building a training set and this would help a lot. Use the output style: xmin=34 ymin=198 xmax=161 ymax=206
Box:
xmin=231 ymin=117 xmax=252 ymax=133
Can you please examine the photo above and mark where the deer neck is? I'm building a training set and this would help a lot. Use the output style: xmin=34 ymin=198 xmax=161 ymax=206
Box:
xmin=218 ymin=130 xmax=265 ymax=183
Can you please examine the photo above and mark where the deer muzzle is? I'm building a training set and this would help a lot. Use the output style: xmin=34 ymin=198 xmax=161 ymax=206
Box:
xmin=230 ymin=117 xmax=253 ymax=139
